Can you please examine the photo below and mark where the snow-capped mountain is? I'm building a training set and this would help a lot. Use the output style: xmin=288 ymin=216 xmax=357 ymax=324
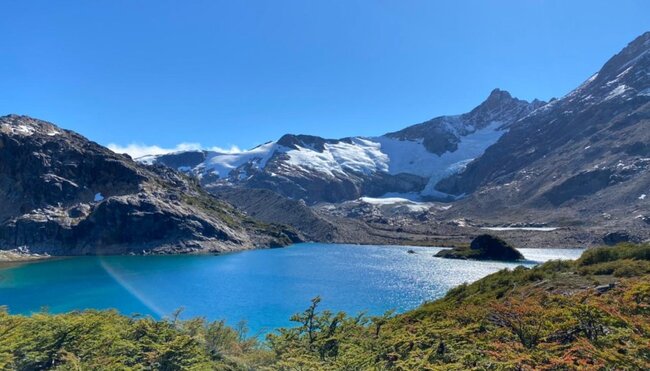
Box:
xmin=141 ymin=89 xmax=543 ymax=203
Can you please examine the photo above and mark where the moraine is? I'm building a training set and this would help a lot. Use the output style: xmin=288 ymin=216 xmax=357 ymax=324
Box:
xmin=0 ymin=243 xmax=583 ymax=334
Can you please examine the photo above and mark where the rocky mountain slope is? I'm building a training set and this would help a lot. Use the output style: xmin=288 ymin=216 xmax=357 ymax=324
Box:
xmin=0 ymin=115 xmax=298 ymax=256
xmin=436 ymin=32 xmax=650 ymax=233
xmin=142 ymin=89 xmax=543 ymax=204
xmin=210 ymin=187 xmax=339 ymax=242
xmin=213 ymin=186 xmax=472 ymax=247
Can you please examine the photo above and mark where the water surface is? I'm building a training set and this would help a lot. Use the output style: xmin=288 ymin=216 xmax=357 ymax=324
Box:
xmin=0 ymin=243 xmax=583 ymax=334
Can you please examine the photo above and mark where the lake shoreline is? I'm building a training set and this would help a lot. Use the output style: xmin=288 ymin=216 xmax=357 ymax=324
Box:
xmin=0 ymin=239 xmax=587 ymax=268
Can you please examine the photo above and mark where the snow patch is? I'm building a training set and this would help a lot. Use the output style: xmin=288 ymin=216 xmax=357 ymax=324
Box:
xmin=359 ymin=196 xmax=433 ymax=213
xmin=482 ymin=227 xmax=558 ymax=232
xmin=360 ymin=196 xmax=416 ymax=205
xmin=380 ymin=192 xmax=423 ymax=201
xmin=1 ymin=123 xmax=35 ymax=136
xmin=203 ymin=141 xmax=278 ymax=178
xmin=16 ymin=125 xmax=34 ymax=135
xmin=604 ymin=85 xmax=631 ymax=101
xmin=281 ymin=120 xmax=507 ymax=192
xmin=640 ymin=194 xmax=647 ymax=200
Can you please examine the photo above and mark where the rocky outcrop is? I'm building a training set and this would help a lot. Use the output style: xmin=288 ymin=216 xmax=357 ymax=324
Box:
xmin=0 ymin=115 xmax=299 ymax=256
xmin=602 ymin=231 xmax=641 ymax=246
xmin=435 ymin=234 xmax=524 ymax=261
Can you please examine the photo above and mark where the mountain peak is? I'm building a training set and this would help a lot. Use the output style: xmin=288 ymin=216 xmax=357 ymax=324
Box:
xmin=486 ymin=88 xmax=513 ymax=101
xmin=473 ymin=89 xmax=518 ymax=113
xmin=464 ymin=88 xmax=540 ymax=126
xmin=0 ymin=114 xmax=64 ymax=138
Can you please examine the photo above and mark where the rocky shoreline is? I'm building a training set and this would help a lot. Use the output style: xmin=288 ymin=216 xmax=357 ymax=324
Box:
xmin=0 ymin=249 xmax=51 ymax=267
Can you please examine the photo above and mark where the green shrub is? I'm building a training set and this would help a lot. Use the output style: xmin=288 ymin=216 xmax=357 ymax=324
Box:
xmin=613 ymin=260 xmax=650 ymax=277
xmin=577 ymin=243 xmax=650 ymax=266
xmin=578 ymin=259 xmax=650 ymax=277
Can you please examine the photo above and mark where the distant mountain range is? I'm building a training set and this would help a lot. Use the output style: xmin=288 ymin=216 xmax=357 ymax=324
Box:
xmin=142 ymin=89 xmax=544 ymax=203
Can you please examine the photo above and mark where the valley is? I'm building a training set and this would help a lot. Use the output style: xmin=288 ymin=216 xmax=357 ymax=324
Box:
xmin=1 ymin=33 xmax=649 ymax=260
xmin=0 ymin=2 xmax=648 ymax=369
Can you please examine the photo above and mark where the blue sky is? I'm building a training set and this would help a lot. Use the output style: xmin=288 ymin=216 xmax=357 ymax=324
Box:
xmin=1 ymin=1 xmax=649 ymax=155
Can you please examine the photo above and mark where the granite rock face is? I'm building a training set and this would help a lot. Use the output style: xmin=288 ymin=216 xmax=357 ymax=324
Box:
xmin=0 ymin=115 xmax=299 ymax=255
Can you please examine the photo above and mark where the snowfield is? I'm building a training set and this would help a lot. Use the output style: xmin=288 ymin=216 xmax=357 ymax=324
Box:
xmin=284 ymin=138 xmax=388 ymax=178
xmin=481 ymin=227 xmax=559 ymax=232
xmin=358 ymin=197 xmax=435 ymax=213
xmin=203 ymin=141 xmax=278 ymax=178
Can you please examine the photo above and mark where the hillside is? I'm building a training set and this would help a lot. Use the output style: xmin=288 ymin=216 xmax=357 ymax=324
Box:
xmin=2 ymin=243 xmax=648 ymax=369
xmin=436 ymin=32 xmax=650 ymax=235
xmin=0 ymin=115 xmax=298 ymax=256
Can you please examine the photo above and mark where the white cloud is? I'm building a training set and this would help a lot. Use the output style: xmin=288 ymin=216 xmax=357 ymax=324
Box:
xmin=107 ymin=142 xmax=242 ymax=158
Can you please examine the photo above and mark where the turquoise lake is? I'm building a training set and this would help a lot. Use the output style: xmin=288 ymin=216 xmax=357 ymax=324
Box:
xmin=0 ymin=243 xmax=584 ymax=334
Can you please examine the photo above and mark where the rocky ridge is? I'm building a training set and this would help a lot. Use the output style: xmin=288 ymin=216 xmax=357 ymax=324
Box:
xmin=0 ymin=115 xmax=298 ymax=256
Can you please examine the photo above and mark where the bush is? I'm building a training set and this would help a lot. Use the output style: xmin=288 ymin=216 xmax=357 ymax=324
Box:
xmin=613 ymin=260 xmax=650 ymax=277
xmin=578 ymin=259 xmax=650 ymax=277
xmin=577 ymin=243 xmax=650 ymax=267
